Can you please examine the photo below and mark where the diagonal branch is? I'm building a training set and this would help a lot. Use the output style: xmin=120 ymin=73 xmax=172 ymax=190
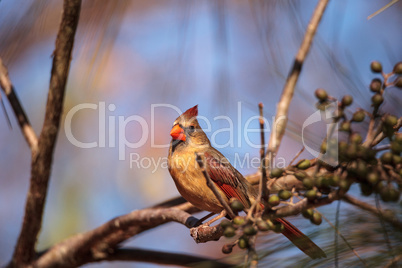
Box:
xmin=195 ymin=153 xmax=236 ymax=219
xmin=0 ymin=58 xmax=38 ymax=150
xmin=11 ymin=0 xmax=82 ymax=266
xmin=35 ymin=206 xmax=199 ymax=267
xmin=102 ymin=247 xmax=232 ymax=267
xmin=267 ymin=0 xmax=330 ymax=165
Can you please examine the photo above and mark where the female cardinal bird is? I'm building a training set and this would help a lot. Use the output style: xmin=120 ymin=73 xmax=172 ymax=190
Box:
xmin=168 ymin=105 xmax=326 ymax=259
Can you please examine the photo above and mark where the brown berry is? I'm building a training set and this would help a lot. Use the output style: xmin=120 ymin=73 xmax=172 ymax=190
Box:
xmin=370 ymin=78 xmax=382 ymax=92
xmin=393 ymin=62 xmax=402 ymax=74
xmin=370 ymin=61 xmax=382 ymax=73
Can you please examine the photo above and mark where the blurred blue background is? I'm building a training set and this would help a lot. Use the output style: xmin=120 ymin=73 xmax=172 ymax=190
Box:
xmin=0 ymin=1 xmax=401 ymax=267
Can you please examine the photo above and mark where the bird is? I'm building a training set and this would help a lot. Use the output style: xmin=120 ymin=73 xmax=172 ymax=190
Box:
xmin=168 ymin=105 xmax=326 ymax=259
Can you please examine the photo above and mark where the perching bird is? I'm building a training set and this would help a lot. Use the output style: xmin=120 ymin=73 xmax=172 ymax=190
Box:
xmin=168 ymin=105 xmax=326 ymax=259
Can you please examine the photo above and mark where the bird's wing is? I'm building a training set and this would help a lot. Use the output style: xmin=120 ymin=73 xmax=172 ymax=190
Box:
xmin=204 ymin=151 xmax=250 ymax=208
xmin=204 ymin=152 xmax=326 ymax=259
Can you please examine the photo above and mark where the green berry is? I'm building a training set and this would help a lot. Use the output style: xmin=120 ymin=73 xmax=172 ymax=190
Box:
xmin=367 ymin=172 xmax=379 ymax=185
xmin=346 ymin=144 xmax=357 ymax=160
xmin=370 ymin=61 xmax=382 ymax=73
xmin=311 ymin=212 xmax=322 ymax=225
xmin=238 ymin=236 xmax=249 ymax=249
xmin=297 ymin=159 xmax=311 ymax=170
xmin=278 ymin=189 xmax=292 ymax=200
xmin=341 ymin=95 xmax=353 ymax=107
xmin=273 ymin=222 xmax=284 ymax=233
xmin=230 ymin=199 xmax=244 ymax=212
xmin=223 ymin=226 xmax=236 ymax=238
xmin=328 ymin=175 xmax=340 ymax=187
xmin=305 ymin=189 xmax=317 ymax=201
xmin=350 ymin=133 xmax=362 ymax=144
xmin=268 ymin=195 xmax=280 ymax=206
xmin=338 ymin=141 xmax=348 ymax=154
xmin=303 ymin=178 xmax=314 ymax=189
xmin=256 ymin=219 xmax=270 ymax=232
xmin=340 ymin=123 xmax=351 ymax=134
xmin=356 ymin=160 xmax=367 ymax=178
xmin=391 ymin=141 xmax=402 ymax=154
xmin=371 ymin=94 xmax=384 ymax=107
xmin=320 ymin=141 xmax=327 ymax=153
xmin=315 ymin=176 xmax=329 ymax=188
xmin=339 ymin=179 xmax=351 ymax=192
xmin=233 ymin=216 xmax=245 ymax=226
xmin=395 ymin=133 xmax=402 ymax=143
xmin=384 ymin=115 xmax=398 ymax=127
xmin=270 ymin=168 xmax=284 ymax=178
xmin=393 ymin=155 xmax=402 ymax=165
xmin=381 ymin=152 xmax=393 ymax=165
xmin=315 ymin=88 xmax=328 ymax=101
xmin=302 ymin=208 xmax=314 ymax=219
xmin=243 ymin=225 xmax=258 ymax=236
xmin=220 ymin=219 xmax=232 ymax=229
xmin=294 ymin=171 xmax=307 ymax=180
xmin=265 ymin=219 xmax=275 ymax=230
xmin=352 ymin=110 xmax=365 ymax=122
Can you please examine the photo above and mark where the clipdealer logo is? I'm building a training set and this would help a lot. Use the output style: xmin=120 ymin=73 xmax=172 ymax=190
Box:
xmin=64 ymin=102 xmax=338 ymax=171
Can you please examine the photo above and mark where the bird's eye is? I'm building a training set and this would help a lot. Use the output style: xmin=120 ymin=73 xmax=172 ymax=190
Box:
xmin=188 ymin=125 xmax=195 ymax=133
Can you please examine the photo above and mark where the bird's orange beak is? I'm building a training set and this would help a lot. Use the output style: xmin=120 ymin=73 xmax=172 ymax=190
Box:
xmin=170 ymin=124 xmax=186 ymax=141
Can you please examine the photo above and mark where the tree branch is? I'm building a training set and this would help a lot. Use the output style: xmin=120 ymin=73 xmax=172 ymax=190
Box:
xmin=258 ymin=103 xmax=269 ymax=201
xmin=195 ymin=153 xmax=236 ymax=219
xmin=102 ymin=248 xmax=232 ymax=267
xmin=0 ymin=58 xmax=38 ymax=150
xmin=11 ymin=0 xmax=82 ymax=265
xmin=267 ymin=0 xmax=329 ymax=162
xmin=35 ymin=206 xmax=199 ymax=267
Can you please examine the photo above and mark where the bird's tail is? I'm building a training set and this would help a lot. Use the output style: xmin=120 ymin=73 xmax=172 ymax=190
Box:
xmin=275 ymin=218 xmax=326 ymax=259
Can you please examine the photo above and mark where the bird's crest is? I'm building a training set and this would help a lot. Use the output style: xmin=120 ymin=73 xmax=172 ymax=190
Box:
xmin=182 ymin=105 xmax=198 ymax=119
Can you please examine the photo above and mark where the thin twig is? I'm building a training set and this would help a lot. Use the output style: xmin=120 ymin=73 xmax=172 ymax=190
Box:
xmin=11 ymin=0 xmax=82 ymax=266
xmin=258 ymin=103 xmax=268 ymax=201
xmin=319 ymin=209 xmax=367 ymax=267
xmin=375 ymin=195 xmax=395 ymax=261
xmin=195 ymin=153 xmax=236 ymax=219
xmin=0 ymin=97 xmax=12 ymax=129
xmin=384 ymin=254 xmax=402 ymax=268
xmin=267 ymin=0 xmax=330 ymax=167
xmin=363 ymin=115 xmax=377 ymax=147
xmin=0 ymin=58 xmax=38 ymax=150
xmin=247 ymin=103 xmax=269 ymax=219
xmin=289 ymin=147 xmax=305 ymax=166
xmin=367 ymin=0 xmax=400 ymax=20
xmin=342 ymin=194 xmax=402 ymax=230
xmin=334 ymin=200 xmax=340 ymax=268
xmin=371 ymin=117 xmax=402 ymax=147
